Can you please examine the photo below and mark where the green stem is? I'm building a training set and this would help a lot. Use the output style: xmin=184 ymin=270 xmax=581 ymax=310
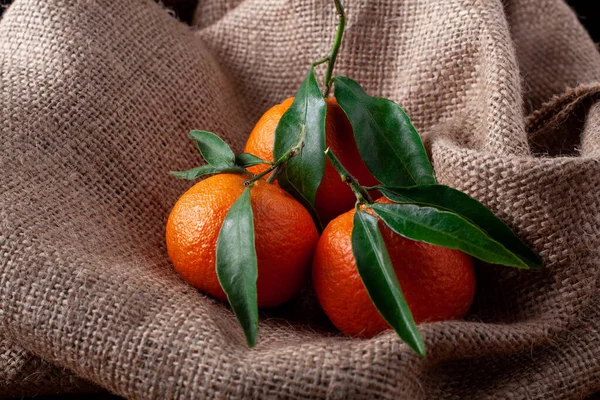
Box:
xmin=323 ymin=0 xmax=346 ymax=97
xmin=245 ymin=126 xmax=306 ymax=186
xmin=266 ymin=165 xmax=284 ymax=184
xmin=325 ymin=148 xmax=373 ymax=204
xmin=247 ymin=163 xmax=278 ymax=185
xmin=312 ymin=56 xmax=330 ymax=67
xmin=245 ymin=149 xmax=293 ymax=186
xmin=364 ymin=185 xmax=384 ymax=191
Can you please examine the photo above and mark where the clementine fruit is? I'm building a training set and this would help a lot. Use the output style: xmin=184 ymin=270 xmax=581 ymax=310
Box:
xmin=166 ymin=173 xmax=319 ymax=308
xmin=312 ymin=199 xmax=476 ymax=338
xmin=244 ymin=97 xmax=380 ymax=224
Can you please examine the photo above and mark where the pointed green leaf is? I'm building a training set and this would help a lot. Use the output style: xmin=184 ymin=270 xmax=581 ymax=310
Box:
xmin=380 ymin=184 xmax=542 ymax=270
xmin=372 ymin=203 xmax=531 ymax=269
xmin=170 ymin=164 xmax=246 ymax=180
xmin=235 ymin=153 xmax=271 ymax=168
xmin=188 ymin=130 xmax=235 ymax=167
xmin=352 ymin=210 xmax=425 ymax=356
xmin=216 ymin=187 xmax=258 ymax=347
xmin=273 ymin=67 xmax=327 ymax=205
xmin=278 ymin=167 xmax=324 ymax=232
xmin=333 ymin=76 xmax=435 ymax=187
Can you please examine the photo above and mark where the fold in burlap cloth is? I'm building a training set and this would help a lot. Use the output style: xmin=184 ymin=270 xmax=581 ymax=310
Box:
xmin=1 ymin=0 xmax=599 ymax=398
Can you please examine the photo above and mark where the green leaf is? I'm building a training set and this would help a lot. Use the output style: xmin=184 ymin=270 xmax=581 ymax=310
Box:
xmin=278 ymin=167 xmax=324 ymax=232
xmin=333 ymin=76 xmax=435 ymax=187
xmin=170 ymin=164 xmax=246 ymax=180
xmin=273 ymin=67 xmax=327 ymax=206
xmin=372 ymin=203 xmax=532 ymax=269
xmin=188 ymin=130 xmax=235 ymax=167
xmin=216 ymin=187 xmax=259 ymax=347
xmin=380 ymin=184 xmax=542 ymax=270
xmin=352 ymin=210 xmax=425 ymax=356
xmin=235 ymin=153 xmax=271 ymax=168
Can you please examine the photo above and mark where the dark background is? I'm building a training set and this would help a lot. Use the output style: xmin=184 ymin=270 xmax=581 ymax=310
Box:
xmin=0 ymin=0 xmax=598 ymax=41
xmin=568 ymin=0 xmax=599 ymax=42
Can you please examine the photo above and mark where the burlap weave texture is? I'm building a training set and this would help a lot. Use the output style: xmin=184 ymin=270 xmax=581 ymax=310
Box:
xmin=1 ymin=0 xmax=599 ymax=398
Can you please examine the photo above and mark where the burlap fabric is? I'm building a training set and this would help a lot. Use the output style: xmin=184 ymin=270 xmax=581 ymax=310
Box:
xmin=1 ymin=0 xmax=599 ymax=398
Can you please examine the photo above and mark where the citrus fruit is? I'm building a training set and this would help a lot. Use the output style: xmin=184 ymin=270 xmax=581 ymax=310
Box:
xmin=244 ymin=97 xmax=380 ymax=224
xmin=166 ymin=173 xmax=319 ymax=308
xmin=312 ymin=199 xmax=476 ymax=338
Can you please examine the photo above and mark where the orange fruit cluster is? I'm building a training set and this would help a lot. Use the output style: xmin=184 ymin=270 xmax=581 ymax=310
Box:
xmin=166 ymin=98 xmax=476 ymax=339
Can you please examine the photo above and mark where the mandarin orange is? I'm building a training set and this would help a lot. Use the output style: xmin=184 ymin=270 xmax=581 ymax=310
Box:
xmin=312 ymin=199 xmax=476 ymax=338
xmin=166 ymin=173 xmax=319 ymax=307
xmin=244 ymin=97 xmax=380 ymax=224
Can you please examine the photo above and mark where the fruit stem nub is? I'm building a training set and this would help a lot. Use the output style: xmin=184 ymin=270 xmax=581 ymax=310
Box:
xmin=322 ymin=0 xmax=346 ymax=97
xmin=325 ymin=147 xmax=373 ymax=204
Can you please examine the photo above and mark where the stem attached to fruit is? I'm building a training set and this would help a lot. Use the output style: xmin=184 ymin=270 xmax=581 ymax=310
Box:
xmin=245 ymin=126 xmax=306 ymax=186
xmin=325 ymin=148 xmax=373 ymax=205
xmin=322 ymin=0 xmax=346 ymax=97
xmin=363 ymin=185 xmax=384 ymax=192
xmin=265 ymin=163 xmax=284 ymax=184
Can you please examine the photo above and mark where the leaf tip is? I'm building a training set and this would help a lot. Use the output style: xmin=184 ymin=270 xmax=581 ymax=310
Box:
xmin=245 ymin=330 xmax=258 ymax=348
xmin=187 ymin=129 xmax=201 ymax=139
xmin=414 ymin=340 xmax=426 ymax=357
xmin=169 ymin=170 xmax=186 ymax=179
xmin=403 ymin=331 xmax=426 ymax=357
